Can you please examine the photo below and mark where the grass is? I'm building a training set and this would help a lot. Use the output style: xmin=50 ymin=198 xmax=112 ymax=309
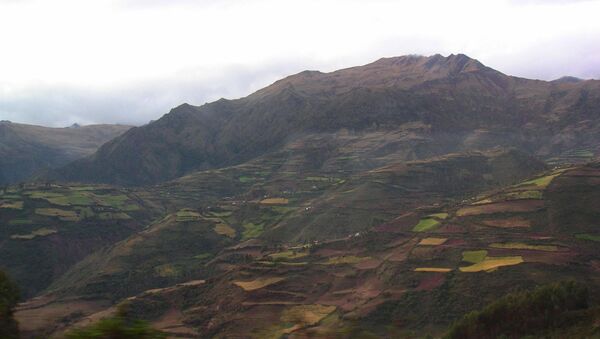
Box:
xmin=489 ymin=242 xmax=558 ymax=251
xmin=575 ymin=234 xmax=600 ymax=242
xmin=414 ymin=267 xmax=452 ymax=273
xmin=233 ymin=277 xmax=285 ymax=291
xmin=11 ymin=228 xmax=57 ymax=240
xmin=238 ymin=176 xmax=257 ymax=183
xmin=260 ymin=198 xmax=289 ymax=205
xmin=94 ymin=194 xmax=130 ymax=209
xmin=97 ymin=212 xmax=131 ymax=220
xmin=0 ymin=201 xmax=23 ymax=209
xmin=193 ymin=253 xmax=213 ymax=260
xmin=418 ymin=237 xmax=447 ymax=246
xmin=35 ymin=208 xmax=79 ymax=221
xmin=462 ymin=250 xmax=488 ymax=264
xmin=517 ymin=172 xmax=562 ymax=188
xmin=459 ymin=256 xmax=524 ymax=272
xmin=214 ymin=223 xmax=236 ymax=238
xmin=412 ymin=218 xmax=440 ymax=232
xmin=268 ymin=250 xmax=308 ymax=260
xmin=321 ymin=255 xmax=370 ymax=265
xmin=242 ymin=222 xmax=264 ymax=239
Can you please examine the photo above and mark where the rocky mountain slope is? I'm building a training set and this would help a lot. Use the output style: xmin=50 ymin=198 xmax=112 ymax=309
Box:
xmin=53 ymin=54 xmax=600 ymax=186
xmin=0 ymin=122 xmax=131 ymax=184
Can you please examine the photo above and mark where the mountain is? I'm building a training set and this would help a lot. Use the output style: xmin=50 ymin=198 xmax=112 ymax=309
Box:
xmin=52 ymin=54 xmax=600 ymax=186
xmin=0 ymin=122 xmax=131 ymax=184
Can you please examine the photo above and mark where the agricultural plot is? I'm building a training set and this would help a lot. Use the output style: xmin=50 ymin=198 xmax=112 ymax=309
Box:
xmin=481 ymin=217 xmax=531 ymax=228
xmin=214 ymin=223 xmax=236 ymax=238
xmin=260 ymin=198 xmax=289 ymax=205
xmin=11 ymin=228 xmax=57 ymax=240
xmin=242 ymin=222 xmax=264 ymax=239
xmin=321 ymin=255 xmax=371 ymax=265
xmin=456 ymin=200 xmax=544 ymax=217
xmin=0 ymin=200 xmax=23 ymax=209
xmin=414 ymin=267 xmax=452 ymax=272
xmin=412 ymin=218 xmax=440 ymax=232
xmin=233 ymin=277 xmax=285 ymax=291
xmin=268 ymin=250 xmax=309 ymax=260
xmin=418 ymin=238 xmax=447 ymax=246
xmin=280 ymin=304 xmax=336 ymax=330
xmin=34 ymin=208 xmax=79 ymax=221
xmin=489 ymin=242 xmax=558 ymax=251
xmin=516 ymin=170 xmax=565 ymax=189
xmin=575 ymin=234 xmax=600 ymax=242
xmin=462 ymin=250 xmax=488 ymax=264
xmin=459 ymin=256 xmax=524 ymax=272
xmin=175 ymin=209 xmax=201 ymax=222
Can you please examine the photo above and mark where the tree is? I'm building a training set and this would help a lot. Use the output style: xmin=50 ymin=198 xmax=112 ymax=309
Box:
xmin=0 ymin=270 xmax=20 ymax=339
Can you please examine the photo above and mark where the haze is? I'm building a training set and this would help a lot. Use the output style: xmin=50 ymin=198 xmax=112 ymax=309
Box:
xmin=0 ymin=0 xmax=599 ymax=127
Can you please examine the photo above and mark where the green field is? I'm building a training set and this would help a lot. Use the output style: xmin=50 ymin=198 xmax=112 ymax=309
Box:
xmin=35 ymin=208 xmax=79 ymax=221
xmin=575 ymin=233 xmax=600 ymax=242
xmin=462 ymin=250 xmax=488 ymax=264
xmin=412 ymin=218 xmax=441 ymax=232
xmin=489 ymin=242 xmax=558 ymax=251
xmin=242 ymin=222 xmax=264 ymax=239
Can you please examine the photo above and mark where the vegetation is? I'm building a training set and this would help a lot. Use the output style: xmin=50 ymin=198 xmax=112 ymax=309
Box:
xmin=65 ymin=316 xmax=165 ymax=338
xmin=414 ymin=267 xmax=452 ymax=272
xmin=0 ymin=271 xmax=19 ymax=339
xmin=445 ymin=281 xmax=592 ymax=339
xmin=242 ymin=222 xmax=264 ymax=239
xmin=214 ymin=223 xmax=236 ymax=238
xmin=576 ymin=233 xmax=600 ymax=242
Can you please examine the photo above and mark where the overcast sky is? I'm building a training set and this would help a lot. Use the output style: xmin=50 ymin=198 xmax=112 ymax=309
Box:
xmin=1 ymin=0 xmax=599 ymax=127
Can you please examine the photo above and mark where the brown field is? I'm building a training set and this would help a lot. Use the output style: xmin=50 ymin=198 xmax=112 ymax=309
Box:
xmin=214 ymin=223 xmax=236 ymax=238
xmin=456 ymin=200 xmax=544 ymax=217
xmin=414 ymin=267 xmax=452 ymax=272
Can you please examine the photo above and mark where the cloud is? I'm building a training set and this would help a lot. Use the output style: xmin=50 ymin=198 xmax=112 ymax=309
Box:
xmin=0 ymin=0 xmax=599 ymax=126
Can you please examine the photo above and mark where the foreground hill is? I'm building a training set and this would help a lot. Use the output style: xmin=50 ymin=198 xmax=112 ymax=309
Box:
xmin=12 ymin=149 xmax=546 ymax=337
xmin=0 ymin=122 xmax=131 ymax=184
xmin=20 ymin=160 xmax=599 ymax=338
xmin=53 ymin=54 xmax=600 ymax=185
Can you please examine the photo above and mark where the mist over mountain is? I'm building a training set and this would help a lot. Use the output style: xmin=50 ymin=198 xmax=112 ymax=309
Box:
xmin=0 ymin=122 xmax=131 ymax=184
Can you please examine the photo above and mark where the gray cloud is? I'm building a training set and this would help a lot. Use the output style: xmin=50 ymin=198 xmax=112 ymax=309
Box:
xmin=0 ymin=60 xmax=313 ymax=127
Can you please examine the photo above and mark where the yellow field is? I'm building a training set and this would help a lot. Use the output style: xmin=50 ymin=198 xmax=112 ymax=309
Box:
xmin=418 ymin=237 xmax=447 ymax=246
xmin=214 ymin=223 xmax=236 ymax=238
xmin=0 ymin=201 xmax=24 ymax=209
xmin=233 ymin=277 xmax=285 ymax=291
xmin=414 ymin=267 xmax=452 ymax=272
xmin=280 ymin=304 xmax=336 ymax=327
xmin=260 ymin=198 xmax=289 ymax=205
xmin=35 ymin=208 xmax=79 ymax=221
xmin=490 ymin=242 xmax=558 ymax=251
xmin=11 ymin=228 xmax=57 ymax=240
xmin=428 ymin=212 xmax=449 ymax=219
xmin=459 ymin=256 xmax=524 ymax=272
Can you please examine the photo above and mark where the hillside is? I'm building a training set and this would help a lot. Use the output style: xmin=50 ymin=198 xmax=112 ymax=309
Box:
xmin=52 ymin=54 xmax=600 ymax=185
xmin=0 ymin=122 xmax=131 ymax=184
xmin=15 ymin=159 xmax=600 ymax=338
